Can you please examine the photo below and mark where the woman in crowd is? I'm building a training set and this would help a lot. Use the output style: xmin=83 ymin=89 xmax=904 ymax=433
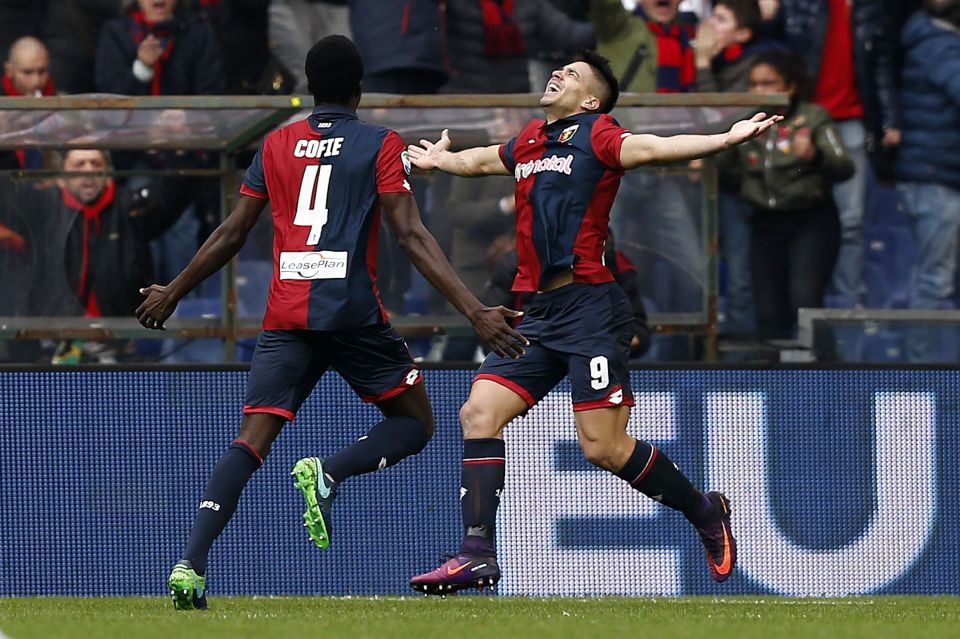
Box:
xmin=728 ymin=50 xmax=854 ymax=338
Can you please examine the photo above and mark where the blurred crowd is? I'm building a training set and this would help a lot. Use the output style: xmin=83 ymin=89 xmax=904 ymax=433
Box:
xmin=0 ymin=0 xmax=958 ymax=363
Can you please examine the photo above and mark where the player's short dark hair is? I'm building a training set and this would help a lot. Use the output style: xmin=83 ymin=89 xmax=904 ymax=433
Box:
xmin=925 ymin=0 xmax=960 ymax=28
xmin=715 ymin=0 xmax=762 ymax=34
xmin=573 ymin=49 xmax=619 ymax=114
xmin=305 ymin=35 xmax=364 ymax=106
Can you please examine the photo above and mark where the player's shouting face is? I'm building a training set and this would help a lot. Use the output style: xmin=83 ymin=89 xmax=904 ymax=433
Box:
xmin=540 ymin=62 xmax=609 ymax=117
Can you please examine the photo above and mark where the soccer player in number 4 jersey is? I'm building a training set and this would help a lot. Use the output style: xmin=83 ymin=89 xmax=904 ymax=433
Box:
xmin=407 ymin=49 xmax=782 ymax=594
xmin=136 ymin=35 xmax=526 ymax=610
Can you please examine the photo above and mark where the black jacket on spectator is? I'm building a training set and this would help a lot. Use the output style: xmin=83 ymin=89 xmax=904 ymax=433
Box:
xmin=5 ymin=178 xmax=187 ymax=316
xmin=44 ymin=0 xmax=121 ymax=94
xmin=484 ymin=246 xmax=651 ymax=357
xmin=774 ymin=0 xmax=899 ymax=145
xmin=95 ymin=7 xmax=226 ymax=95
xmin=201 ymin=0 xmax=289 ymax=94
xmin=0 ymin=194 xmax=31 ymax=316
xmin=444 ymin=0 xmax=594 ymax=93
xmin=0 ymin=74 xmax=22 ymax=172
xmin=349 ymin=0 xmax=447 ymax=80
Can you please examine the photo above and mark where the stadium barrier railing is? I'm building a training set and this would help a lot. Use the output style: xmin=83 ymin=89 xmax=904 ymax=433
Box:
xmin=0 ymin=93 xmax=788 ymax=363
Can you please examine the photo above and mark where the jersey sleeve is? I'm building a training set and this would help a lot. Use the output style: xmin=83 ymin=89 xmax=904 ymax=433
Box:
xmin=590 ymin=114 xmax=634 ymax=171
xmin=376 ymin=130 xmax=413 ymax=194
xmin=498 ymin=136 xmax=519 ymax=173
xmin=240 ymin=142 xmax=268 ymax=199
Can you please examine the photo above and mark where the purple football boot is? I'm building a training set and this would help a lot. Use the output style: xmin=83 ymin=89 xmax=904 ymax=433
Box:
xmin=409 ymin=553 xmax=501 ymax=595
xmin=697 ymin=491 xmax=737 ymax=583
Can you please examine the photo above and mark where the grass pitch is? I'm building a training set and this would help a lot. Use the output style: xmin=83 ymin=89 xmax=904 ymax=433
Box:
xmin=1 ymin=596 xmax=958 ymax=639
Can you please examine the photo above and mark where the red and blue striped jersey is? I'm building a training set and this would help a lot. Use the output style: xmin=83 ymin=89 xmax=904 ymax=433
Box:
xmin=498 ymin=112 xmax=633 ymax=292
xmin=240 ymin=106 xmax=411 ymax=330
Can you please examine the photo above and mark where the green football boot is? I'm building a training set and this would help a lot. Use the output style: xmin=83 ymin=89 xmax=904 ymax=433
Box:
xmin=167 ymin=560 xmax=207 ymax=610
xmin=292 ymin=457 xmax=338 ymax=549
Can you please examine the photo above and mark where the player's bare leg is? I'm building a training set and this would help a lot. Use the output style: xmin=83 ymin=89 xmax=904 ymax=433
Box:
xmin=294 ymin=382 xmax=435 ymax=549
xmin=575 ymin=405 xmax=737 ymax=583
xmin=573 ymin=404 xmax=634 ymax=471
xmin=410 ymin=379 xmax=527 ymax=595
xmin=169 ymin=413 xmax=284 ymax=610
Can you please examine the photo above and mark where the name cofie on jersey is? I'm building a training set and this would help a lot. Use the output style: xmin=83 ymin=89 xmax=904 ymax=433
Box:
xmin=293 ymin=137 xmax=344 ymax=158
xmin=279 ymin=250 xmax=347 ymax=280
xmin=514 ymin=154 xmax=574 ymax=182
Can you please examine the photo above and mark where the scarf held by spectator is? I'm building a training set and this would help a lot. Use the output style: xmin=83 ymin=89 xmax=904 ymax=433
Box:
xmin=646 ymin=21 xmax=695 ymax=93
xmin=481 ymin=0 xmax=525 ymax=57
xmin=129 ymin=10 xmax=175 ymax=95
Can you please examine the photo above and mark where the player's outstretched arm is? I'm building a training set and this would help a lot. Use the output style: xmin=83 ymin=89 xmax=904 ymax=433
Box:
xmin=406 ymin=129 xmax=510 ymax=177
xmin=619 ymin=112 xmax=784 ymax=170
xmin=136 ymin=195 xmax=267 ymax=330
xmin=381 ymin=191 xmax=528 ymax=358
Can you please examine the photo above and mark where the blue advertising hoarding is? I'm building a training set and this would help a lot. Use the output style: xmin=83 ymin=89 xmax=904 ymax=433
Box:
xmin=0 ymin=368 xmax=956 ymax=596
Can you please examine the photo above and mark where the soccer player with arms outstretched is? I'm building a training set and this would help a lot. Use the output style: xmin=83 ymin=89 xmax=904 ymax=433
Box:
xmin=407 ymin=50 xmax=781 ymax=594
xmin=136 ymin=36 xmax=526 ymax=610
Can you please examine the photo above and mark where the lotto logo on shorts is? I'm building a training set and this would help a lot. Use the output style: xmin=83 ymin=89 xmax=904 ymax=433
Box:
xmin=279 ymin=251 xmax=348 ymax=280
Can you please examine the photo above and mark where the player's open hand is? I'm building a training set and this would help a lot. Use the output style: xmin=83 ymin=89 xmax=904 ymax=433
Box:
xmin=136 ymin=284 xmax=177 ymax=331
xmin=724 ymin=112 xmax=783 ymax=147
xmin=469 ymin=306 xmax=528 ymax=359
xmin=406 ymin=129 xmax=452 ymax=171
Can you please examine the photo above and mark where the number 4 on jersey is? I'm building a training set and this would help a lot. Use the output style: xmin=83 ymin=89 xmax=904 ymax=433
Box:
xmin=295 ymin=164 xmax=332 ymax=245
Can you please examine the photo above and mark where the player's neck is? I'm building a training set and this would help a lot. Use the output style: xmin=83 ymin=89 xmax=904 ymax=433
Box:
xmin=314 ymin=102 xmax=356 ymax=112
xmin=543 ymin=105 xmax=586 ymax=125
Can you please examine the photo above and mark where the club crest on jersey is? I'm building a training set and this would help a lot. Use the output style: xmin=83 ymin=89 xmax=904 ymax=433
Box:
xmin=401 ymin=150 xmax=412 ymax=175
xmin=558 ymin=124 xmax=579 ymax=143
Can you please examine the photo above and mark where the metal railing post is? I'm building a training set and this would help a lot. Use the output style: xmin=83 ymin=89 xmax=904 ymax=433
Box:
xmin=701 ymin=156 xmax=720 ymax=361
xmin=220 ymin=152 xmax=238 ymax=361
